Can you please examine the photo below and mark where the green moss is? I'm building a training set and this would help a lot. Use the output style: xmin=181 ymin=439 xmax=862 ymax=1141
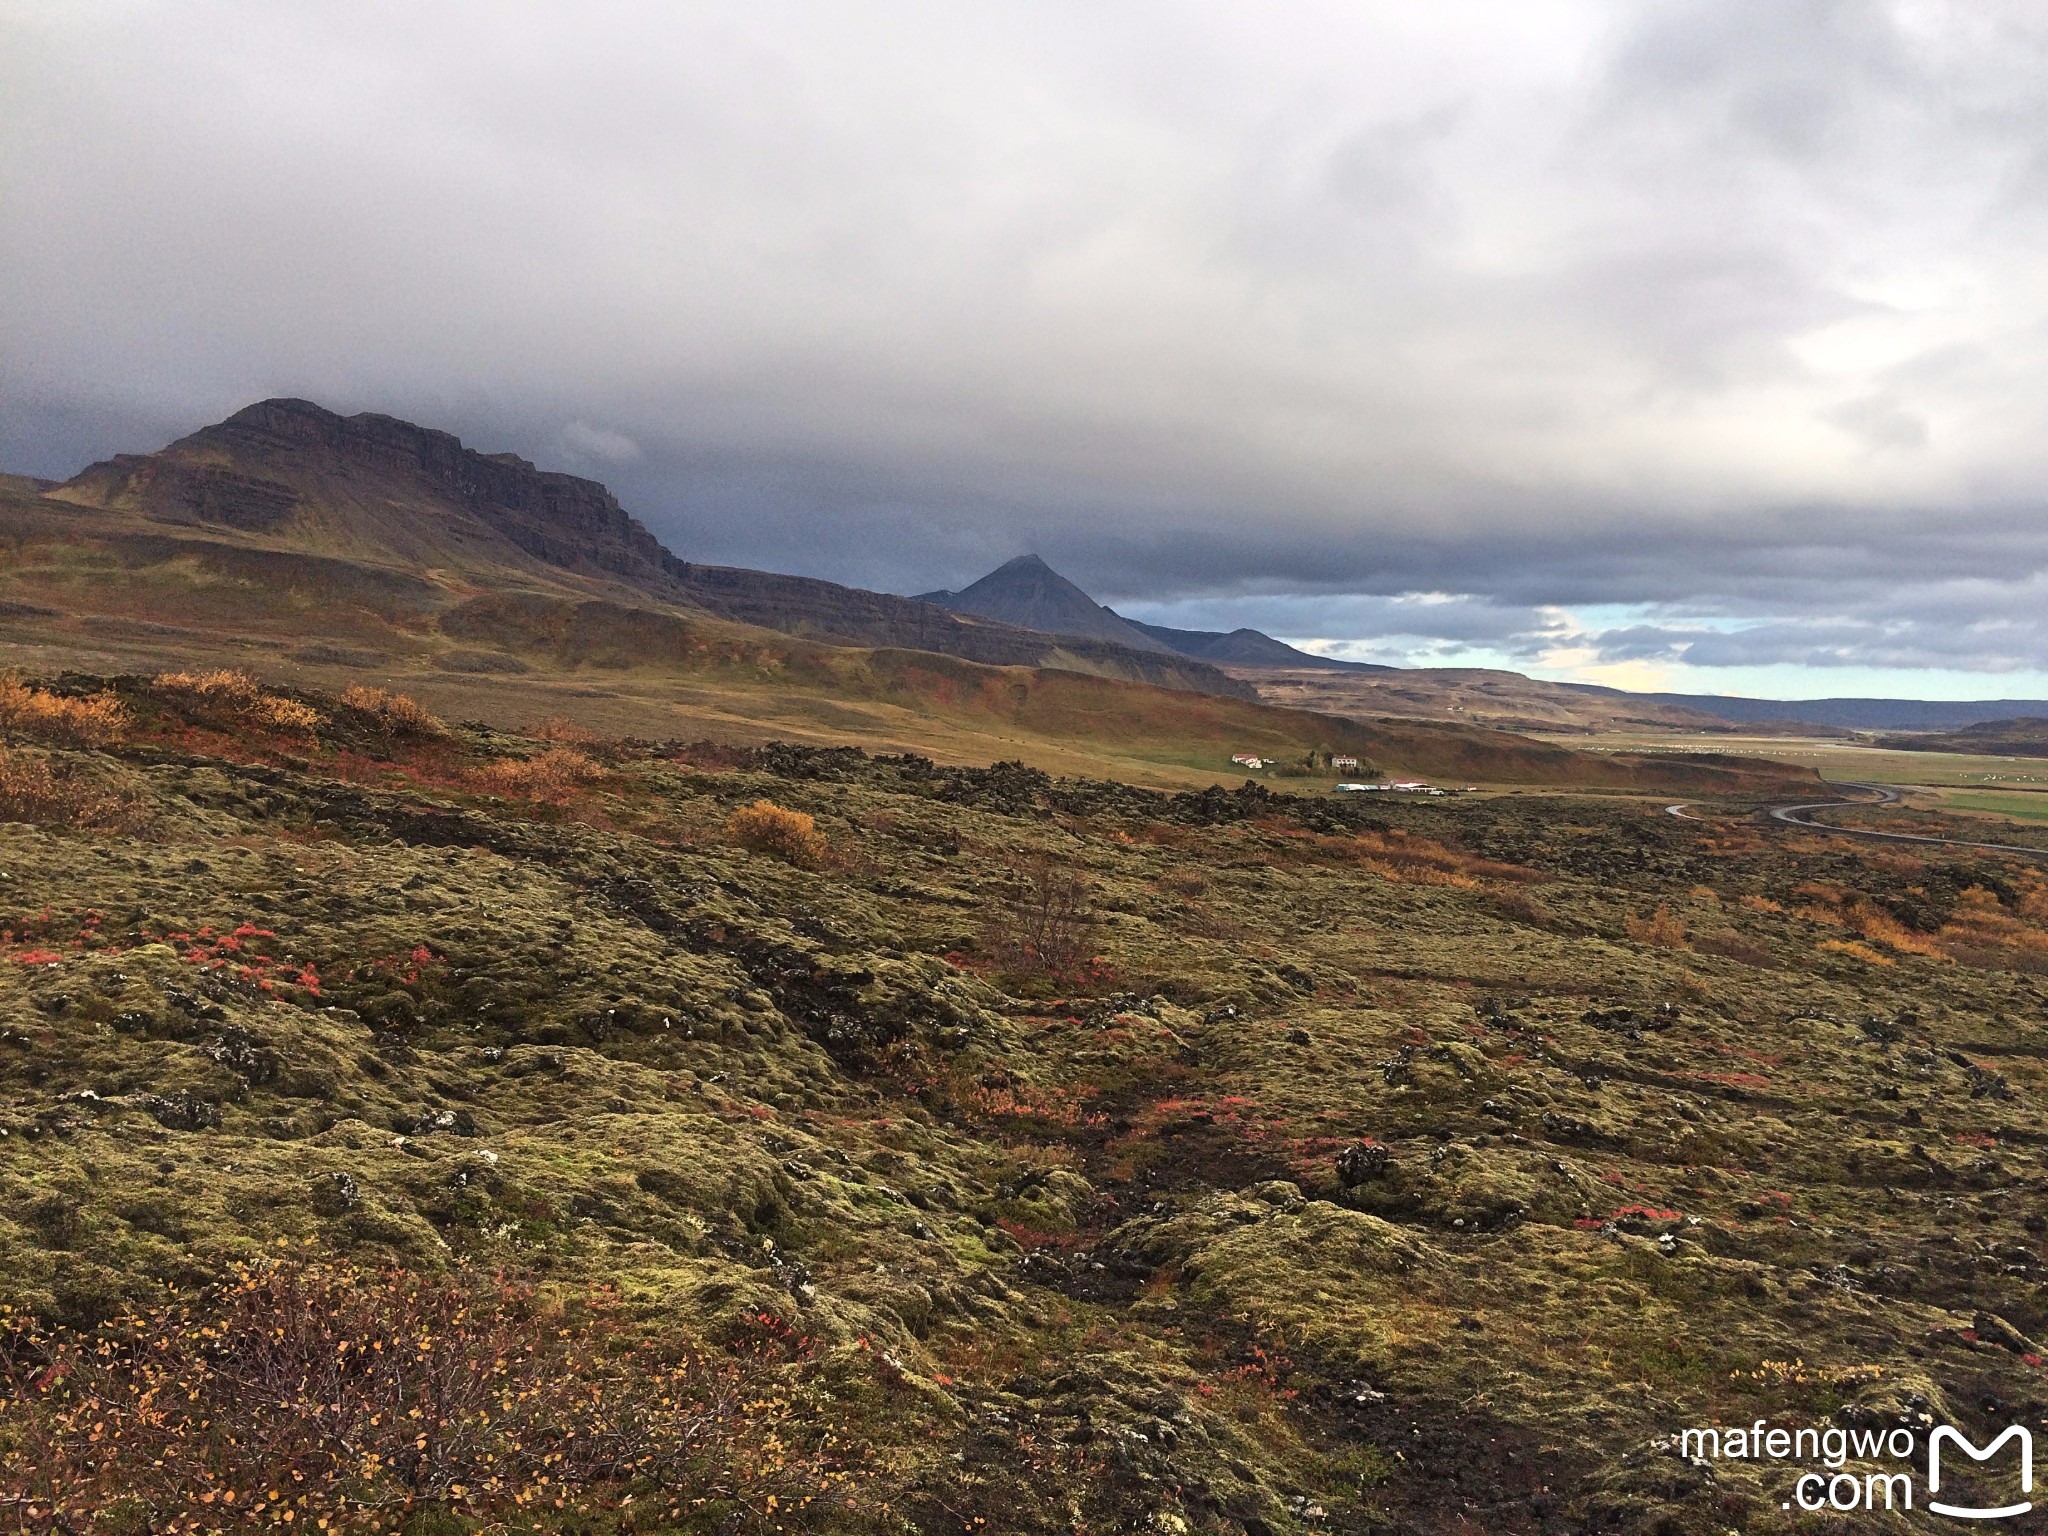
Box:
xmin=0 ymin=704 xmax=2043 ymax=1530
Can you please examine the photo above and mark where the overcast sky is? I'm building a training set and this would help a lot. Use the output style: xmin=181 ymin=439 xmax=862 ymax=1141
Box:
xmin=6 ymin=1 xmax=2048 ymax=699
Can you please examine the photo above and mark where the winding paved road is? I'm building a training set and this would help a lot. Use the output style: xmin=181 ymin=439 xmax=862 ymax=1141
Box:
xmin=1667 ymin=780 xmax=2048 ymax=862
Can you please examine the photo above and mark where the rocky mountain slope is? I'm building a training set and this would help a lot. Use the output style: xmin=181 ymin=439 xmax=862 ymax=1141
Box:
xmin=1645 ymin=693 xmax=2048 ymax=732
xmin=51 ymin=396 xmax=690 ymax=587
xmin=1234 ymin=665 xmax=1773 ymax=736
xmin=36 ymin=406 xmax=2028 ymax=738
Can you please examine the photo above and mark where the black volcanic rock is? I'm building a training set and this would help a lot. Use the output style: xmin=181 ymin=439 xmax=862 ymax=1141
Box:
xmin=917 ymin=555 xmax=1174 ymax=654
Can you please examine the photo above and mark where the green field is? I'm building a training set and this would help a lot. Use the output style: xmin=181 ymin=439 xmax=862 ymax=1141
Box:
xmin=1552 ymin=729 xmax=2048 ymax=788
xmin=1931 ymin=787 xmax=2048 ymax=823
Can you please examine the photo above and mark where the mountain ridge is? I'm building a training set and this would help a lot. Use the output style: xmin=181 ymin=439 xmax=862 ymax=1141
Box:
xmin=30 ymin=399 xmax=2030 ymax=737
xmin=915 ymin=554 xmax=1175 ymax=654
xmin=1630 ymin=691 xmax=2048 ymax=732
xmin=918 ymin=553 xmax=1387 ymax=673
xmin=44 ymin=400 xmax=1258 ymax=701
xmin=1872 ymin=716 xmax=2048 ymax=755
xmin=1119 ymin=615 xmax=1390 ymax=671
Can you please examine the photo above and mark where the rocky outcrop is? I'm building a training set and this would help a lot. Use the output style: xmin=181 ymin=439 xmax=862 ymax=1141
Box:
xmin=57 ymin=398 xmax=689 ymax=589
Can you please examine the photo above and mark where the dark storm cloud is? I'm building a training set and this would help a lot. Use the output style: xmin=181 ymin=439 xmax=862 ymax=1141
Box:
xmin=5 ymin=1 xmax=2048 ymax=685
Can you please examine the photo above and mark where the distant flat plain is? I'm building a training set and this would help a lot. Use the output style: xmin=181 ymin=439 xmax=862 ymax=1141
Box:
xmin=1551 ymin=729 xmax=2048 ymax=824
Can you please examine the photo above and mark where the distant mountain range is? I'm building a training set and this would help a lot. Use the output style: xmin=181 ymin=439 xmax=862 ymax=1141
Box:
xmin=0 ymin=399 xmax=1829 ymax=794
xmin=919 ymin=554 xmax=2048 ymax=737
xmin=1628 ymin=692 xmax=2048 ymax=732
xmin=1872 ymin=717 xmax=2048 ymax=755
xmin=45 ymin=399 xmax=1255 ymax=702
xmin=915 ymin=553 xmax=1385 ymax=672
xmin=12 ymin=397 xmax=2047 ymax=743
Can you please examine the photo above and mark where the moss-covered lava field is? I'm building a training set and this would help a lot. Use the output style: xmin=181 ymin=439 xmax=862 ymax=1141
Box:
xmin=2 ymin=672 xmax=2047 ymax=1533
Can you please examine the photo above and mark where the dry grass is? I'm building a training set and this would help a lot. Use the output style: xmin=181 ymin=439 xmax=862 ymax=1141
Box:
xmin=0 ymin=749 xmax=149 ymax=833
xmin=1938 ymin=884 xmax=2048 ymax=960
xmin=152 ymin=669 xmax=324 ymax=735
xmin=1692 ymin=930 xmax=1776 ymax=968
xmin=529 ymin=715 xmax=607 ymax=748
xmin=1847 ymin=901 xmax=1948 ymax=958
xmin=1346 ymin=828 xmax=1538 ymax=888
xmin=1174 ymin=901 xmax=1249 ymax=942
xmin=726 ymin=799 xmax=831 ymax=869
xmin=1792 ymin=880 xmax=1949 ymax=958
xmin=0 ymin=673 xmax=129 ymax=749
xmin=1819 ymin=938 xmax=1895 ymax=966
xmin=1489 ymin=885 xmax=1554 ymax=928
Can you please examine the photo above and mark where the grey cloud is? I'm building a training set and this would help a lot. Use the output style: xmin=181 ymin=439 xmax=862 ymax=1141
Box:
xmin=1818 ymin=394 xmax=1928 ymax=451
xmin=1578 ymin=572 xmax=2048 ymax=674
xmin=5 ymin=2 xmax=2048 ymax=683
xmin=557 ymin=422 xmax=644 ymax=467
xmin=1601 ymin=0 xmax=1915 ymax=162
xmin=1122 ymin=592 xmax=1554 ymax=651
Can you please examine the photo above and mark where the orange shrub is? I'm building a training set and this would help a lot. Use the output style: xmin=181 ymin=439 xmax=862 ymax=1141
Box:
xmin=1793 ymin=879 xmax=1947 ymax=957
xmin=1939 ymin=885 xmax=2048 ymax=958
xmin=1490 ymin=885 xmax=1553 ymax=928
xmin=727 ymin=799 xmax=830 ymax=868
xmin=0 ymin=673 xmax=129 ymax=748
xmin=152 ymin=668 xmax=324 ymax=735
xmin=340 ymin=684 xmax=441 ymax=737
xmin=2017 ymin=875 xmax=2048 ymax=926
xmin=1693 ymin=930 xmax=1775 ymax=967
xmin=530 ymin=714 xmax=606 ymax=747
xmin=152 ymin=667 xmax=260 ymax=702
xmin=1625 ymin=905 xmax=1689 ymax=949
xmin=471 ymin=745 xmax=602 ymax=800
xmin=1846 ymin=900 xmax=1947 ymax=958
xmin=0 ymin=749 xmax=148 ymax=832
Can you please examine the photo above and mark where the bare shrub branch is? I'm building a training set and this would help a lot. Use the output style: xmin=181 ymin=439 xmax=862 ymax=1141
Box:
xmin=980 ymin=852 xmax=1096 ymax=975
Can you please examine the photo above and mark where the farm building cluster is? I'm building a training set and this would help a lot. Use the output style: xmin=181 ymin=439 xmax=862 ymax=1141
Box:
xmin=1336 ymin=779 xmax=1449 ymax=795
xmin=1228 ymin=751 xmax=1469 ymax=795
xmin=1230 ymin=751 xmax=1367 ymax=772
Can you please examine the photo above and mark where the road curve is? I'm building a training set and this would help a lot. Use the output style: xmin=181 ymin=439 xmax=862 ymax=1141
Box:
xmin=1669 ymin=781 xmax=2048 ymax=861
